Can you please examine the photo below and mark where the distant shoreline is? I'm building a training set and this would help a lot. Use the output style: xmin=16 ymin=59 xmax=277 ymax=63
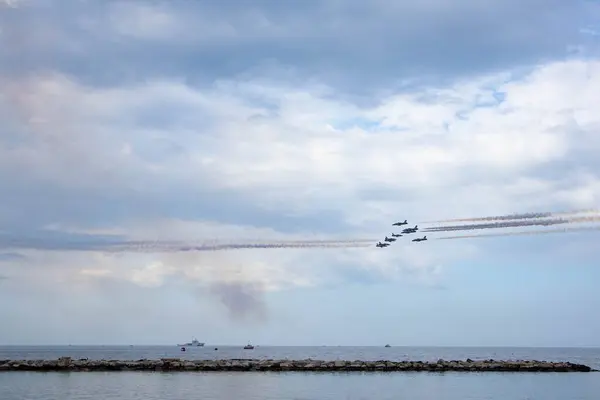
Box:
xmin=2 ymin=345 xmax=600 ymax=348
xmin=0 ymin=357 xmax=595 ymax=372
xmin=0 ymin=343 xmax=600 ymax=350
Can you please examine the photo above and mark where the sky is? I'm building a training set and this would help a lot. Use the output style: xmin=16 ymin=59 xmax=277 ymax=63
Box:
xmin=1 ymin=0 xmax=600 ymax=347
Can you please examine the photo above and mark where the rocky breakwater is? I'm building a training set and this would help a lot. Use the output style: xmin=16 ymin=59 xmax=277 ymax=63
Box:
xmin=0 ymin=357 xmax=595 ymax=372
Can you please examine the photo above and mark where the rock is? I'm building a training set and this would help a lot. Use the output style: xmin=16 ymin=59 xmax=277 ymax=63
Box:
xmin=348 ymin=362 xmax=364 ymax=370
xmin=0 ymin=358 xmax=593 ymax=372
xmin=57 ymin=357 xmax=72 ymax=368
xmin=280 ymin=362 xmax=293 ymax=370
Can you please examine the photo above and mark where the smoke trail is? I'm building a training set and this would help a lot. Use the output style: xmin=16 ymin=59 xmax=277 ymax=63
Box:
xmin=0 ymin=236 xmax=375 ymax=252
xmin=423 ymin=217 xmax=571 ymax=232
xmin=424 ymin=215 xmax=600 ymax=233
xmin=567 ymin=215 xmax=600 ymax=224
xmin=430 ymin=211 xmax=553 ymax=223
xmin=424 ymin=208 xmax=600 ymax=224
xmin=107 ymin=241 xmax=374 ymax=253
xmin=437 ymin=225 xmax=600 ymax=240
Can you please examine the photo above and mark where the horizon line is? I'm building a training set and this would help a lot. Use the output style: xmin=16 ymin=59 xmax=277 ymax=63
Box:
xmin=2 ymin=344 xmax=599 ymax=349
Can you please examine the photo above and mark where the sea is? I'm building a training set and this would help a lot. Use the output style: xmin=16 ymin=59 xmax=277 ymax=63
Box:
xmin=1 ymin=346 xmax=599 ymax=400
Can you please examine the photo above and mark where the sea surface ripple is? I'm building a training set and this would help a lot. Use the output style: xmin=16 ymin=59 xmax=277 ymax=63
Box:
xmin=1 ymin=346 xmax=599 ymax=400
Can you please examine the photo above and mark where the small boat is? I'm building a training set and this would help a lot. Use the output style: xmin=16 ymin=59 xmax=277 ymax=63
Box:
xmin=243 ymin=342 xmax=254 ymax=350
xmin=384 ymin=344 xmax=391 ymax=347
xmin=177 ymin=338 xmax=205 ymax=347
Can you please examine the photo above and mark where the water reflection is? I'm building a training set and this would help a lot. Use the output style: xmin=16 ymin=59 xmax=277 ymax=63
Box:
xmin=0 ymin=371 xmax=599 ymax=400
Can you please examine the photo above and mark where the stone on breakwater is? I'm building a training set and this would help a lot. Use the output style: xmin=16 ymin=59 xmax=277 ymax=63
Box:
xmin=0 ymin=357 xmax=594 ymax=372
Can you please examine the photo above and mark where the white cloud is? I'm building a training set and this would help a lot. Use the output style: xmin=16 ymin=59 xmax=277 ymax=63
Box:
xmin=3 ymin=0 xmax=600 ymax=348
xmin=2 ymin=53 xmax=600 ymax=320
xmin=130 ymin=261 xmax=175 ymax=288
xmin=0 ymin=0 xmax=22 ymax=8
xmin=29 ymin=61 xmax=599 ymax=211
xmin=107 ymin=3 xmax=182 ymax=41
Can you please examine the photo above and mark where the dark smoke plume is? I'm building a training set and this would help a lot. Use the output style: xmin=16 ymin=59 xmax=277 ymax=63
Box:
xmin=208 ymin=282 xmax=268 ymax=323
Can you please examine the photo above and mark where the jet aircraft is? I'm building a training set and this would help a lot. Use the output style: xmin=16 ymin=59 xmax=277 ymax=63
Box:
xmin=412 ymin=236 xmax=427 ymax=242
xmin=376 ymin=242 xmax=390 ymax=247
xmin=401 ymin=225 xmax=418 ymax=233
xmin=384 ymin=236 xmax=396 ymax=242
xmin=392 ymin=220 xmax=408 ymax=226
xmin=391 ymin=233 xmax=402 ymax=237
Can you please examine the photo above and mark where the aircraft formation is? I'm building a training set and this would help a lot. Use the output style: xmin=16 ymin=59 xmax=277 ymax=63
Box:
xmin=375 ymin=219 xmax=427 ymax=247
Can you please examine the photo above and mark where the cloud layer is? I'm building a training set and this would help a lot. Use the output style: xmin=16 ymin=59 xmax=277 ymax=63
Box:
xmin=1 ymin=0 xmax=600 ymax=345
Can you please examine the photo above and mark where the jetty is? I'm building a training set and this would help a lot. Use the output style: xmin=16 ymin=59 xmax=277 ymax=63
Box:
xmin=0 ymin=357 xmax=595 ymax=372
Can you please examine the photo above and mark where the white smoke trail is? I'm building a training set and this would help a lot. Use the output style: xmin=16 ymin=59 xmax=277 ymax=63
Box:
xmin=437 ymin=225 xmax=600 ymax=240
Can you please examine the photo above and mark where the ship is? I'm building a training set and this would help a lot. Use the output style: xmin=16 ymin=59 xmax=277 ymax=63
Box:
xmin=177 ymin=338 xmax=205 ymax=347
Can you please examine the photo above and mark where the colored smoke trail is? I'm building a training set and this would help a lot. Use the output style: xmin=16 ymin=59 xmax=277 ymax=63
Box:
xmin=436 ymin=225 xmax=600 ymax=240
xmin=567 ymin=215 xmax=600 ymax=224
xmin=426 ymin=211 xmax=553 ymax=223
xmin=0 ymin=236 xmax=374 ymax=252
xmin=424 ymin=208 xmax=600 ymax=224
xmin=107 ymin=240 xmax=374 ymax=253
xmin=423 ymin=217 xmax=570 ymax=232
xmin=423 ymin=215 xmax=600 ymax=233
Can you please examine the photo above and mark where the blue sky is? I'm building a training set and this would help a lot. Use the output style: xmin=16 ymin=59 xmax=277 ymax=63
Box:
xmin=1 ymin=0 xmax=600 ymax=346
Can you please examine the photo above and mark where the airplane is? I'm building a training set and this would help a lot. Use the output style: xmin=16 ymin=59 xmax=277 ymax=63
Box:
xmin=391 ymin=233 xmax=402 ymax=237
xmin=392 ymin=220 xmax=408 ymax=226
xmin=412 ymin=236 xmax=427 ymax=242
xmin=376 ymin=242 xmax=390 ymax=247
xmin=384 ymin=236 xmax=396 ymax=242
xmin=401 ymin=225 xmax=419 ymax=233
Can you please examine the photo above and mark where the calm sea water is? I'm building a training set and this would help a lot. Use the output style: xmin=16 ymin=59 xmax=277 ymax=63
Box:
xmin=1 ymin=346 xmax=599 ymax=400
